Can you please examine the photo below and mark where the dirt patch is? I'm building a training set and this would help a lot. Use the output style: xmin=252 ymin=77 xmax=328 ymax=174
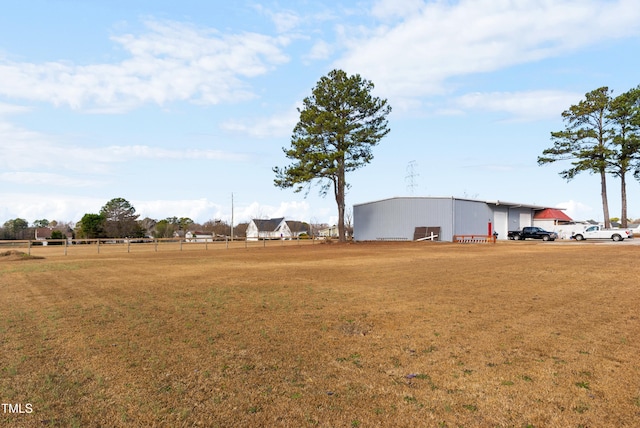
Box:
xmin=0 ymin=250 xmax=44 ymax=261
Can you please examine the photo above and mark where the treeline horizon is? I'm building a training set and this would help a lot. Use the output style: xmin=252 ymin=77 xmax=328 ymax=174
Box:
xmin=1 ymin=197 xmax=331 ymax=240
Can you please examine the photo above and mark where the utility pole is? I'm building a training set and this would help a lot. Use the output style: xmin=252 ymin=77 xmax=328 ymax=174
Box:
xmin=231 ymin=193 xmax=234 ymax=242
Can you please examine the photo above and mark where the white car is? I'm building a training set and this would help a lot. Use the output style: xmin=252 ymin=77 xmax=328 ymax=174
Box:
xmin=573 ymin=225 xmax=633 ymax=242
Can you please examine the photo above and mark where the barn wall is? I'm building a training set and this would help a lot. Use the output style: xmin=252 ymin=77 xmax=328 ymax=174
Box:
xmin=453 ymin=199 xmax=493 ymax=236
xmin=492 ymin=206 xmax=509 ymax=239
xmin=507 ymin=207 xmax=533 ymax=231
xmin=246 ymin=221 xmax=259 ymax=241
xmin=353 ymin=197 xmax=546 ymax=242
xmin=354 ymin=197 xmax=455 ymax=241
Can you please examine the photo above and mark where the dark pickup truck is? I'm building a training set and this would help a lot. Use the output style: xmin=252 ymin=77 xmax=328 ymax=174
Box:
xmin=508 ymin=226 xmax=558 ymax=241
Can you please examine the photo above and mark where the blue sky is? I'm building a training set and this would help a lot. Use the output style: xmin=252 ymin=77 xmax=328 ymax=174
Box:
xmin=1 ymin=0 xmax=639 ymax=226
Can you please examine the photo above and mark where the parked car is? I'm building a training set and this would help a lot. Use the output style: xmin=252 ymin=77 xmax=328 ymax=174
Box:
xmin=508 ymin=226 xmax=558 ymax=241
xmin=572 ymin=225 xmax=633 ymax=242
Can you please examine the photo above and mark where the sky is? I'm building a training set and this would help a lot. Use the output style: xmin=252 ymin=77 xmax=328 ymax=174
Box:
xmin=1 ymin=0 xmax=640 ymax=227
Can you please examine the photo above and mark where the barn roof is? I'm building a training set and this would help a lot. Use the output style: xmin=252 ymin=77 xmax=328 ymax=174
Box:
xmin=533 ymin=208 xmax=573 ymax=222
xmin=354 ymin=196 xmax=550 ymax=210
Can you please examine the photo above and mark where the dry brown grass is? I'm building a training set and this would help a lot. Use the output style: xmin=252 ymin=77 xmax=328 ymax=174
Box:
xmin=0 ymin=250 xmax=44 ymax=261
xmin=1 ymin=241 xmax=640 ymax=427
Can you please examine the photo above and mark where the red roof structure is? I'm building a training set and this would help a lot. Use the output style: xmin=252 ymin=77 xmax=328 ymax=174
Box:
xmin=534 ymin=208 xmax=573 ymax=222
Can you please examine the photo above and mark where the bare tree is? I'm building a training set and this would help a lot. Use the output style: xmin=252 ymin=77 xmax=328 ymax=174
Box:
xmin=344 ymin=208 xmax=353 ymax=239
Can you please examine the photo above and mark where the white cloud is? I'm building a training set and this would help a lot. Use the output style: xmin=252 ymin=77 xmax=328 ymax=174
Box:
xmin=0 ymin=172 xmax=98 ymax=187
xmin=269 ymin=10 xmax=303 ymax=34
xmin=98 ymin=145 xmax=247 ymax=162
xmin=221 ymin=103 xmax=300 ymax=138
xmin=0 ymin=19 xmax=290 ymax=112
xmin=0 ymin=102 xmax=30 ymax=115
xmin=0 ymin=121 xmax=93 ymax=172
xmin=371 ymin=0 xmax=425 ymax=20
xmin=0 ymin=119 xmax=247 ymax=174
xmin=451 ymin=90 xmax=583 ymax=121
xmin=134 ymin=198 xmax=225 ymax=223
xmin=337 ymin=0 xmax=640 ymax=101
xmin=556 ymin=200 xmax=594 ymax=221
xmin=0 ymin=193 xmax=105 ymax=224
xmin=252 ymin=4 xmax=302 ymax=33
xmin=304 ymin=40 xmax=333 ymax=62
xmin=237 ymin=200 xmax=311 ymax=223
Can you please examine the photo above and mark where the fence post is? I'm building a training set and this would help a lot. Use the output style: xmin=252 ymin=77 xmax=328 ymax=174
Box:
xmin=97 ymin=239 xmax=100 ymax=254
xmin=28 ymin=240 xmax=31 ymax=255
xmin=64 ymin=239 xmax=68 ymax=256
xmin=180 ymin=239 xmax=183 ymax=251
xmin=226 ymin=236 xmax=229 ymax=249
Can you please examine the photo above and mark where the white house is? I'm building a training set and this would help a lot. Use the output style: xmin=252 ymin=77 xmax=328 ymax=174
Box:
xmin=35 ymin=227 xmax=73 ymax=245
xmin=317 ymin=225 xmax=339 ymax=238
xmin=246 ymin=218 xmax=292 ymax=241
xmin=185 ymin=231 xmax=215 ymax=242
xmin=532 ymin=208 xmax=576 ymax=239
xmin=285 ymin=221 xmax=308 ymax=238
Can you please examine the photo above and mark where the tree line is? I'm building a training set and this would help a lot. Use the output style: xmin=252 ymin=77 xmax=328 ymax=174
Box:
xmin=74 ymin=198 xmax=247 ymax=240
xmin=539 ymin=86 xmax=640 ymax=228
xmin=1 ymin=197 xmax=332 ymax=241
xmin=0 ymin=198 xmax=245 ymax=240
xmin=1 ymin=218 xmax=76 ymax=240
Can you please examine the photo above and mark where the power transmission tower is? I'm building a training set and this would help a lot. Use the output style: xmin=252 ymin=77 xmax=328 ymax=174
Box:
xmin=405 ymin=160 xmax=419 ymax=195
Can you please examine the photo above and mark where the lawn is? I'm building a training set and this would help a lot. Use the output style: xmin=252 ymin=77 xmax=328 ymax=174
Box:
xmin=1 ymin=241 xmax=639 ymax=427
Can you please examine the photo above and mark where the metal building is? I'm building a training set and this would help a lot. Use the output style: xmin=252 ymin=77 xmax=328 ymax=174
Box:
xmin=353 ymin=197 xmax=548 ymax=242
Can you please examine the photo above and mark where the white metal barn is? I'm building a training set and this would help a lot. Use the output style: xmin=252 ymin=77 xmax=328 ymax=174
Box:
xmin=353 ymin=197 xmax=550 ymax=242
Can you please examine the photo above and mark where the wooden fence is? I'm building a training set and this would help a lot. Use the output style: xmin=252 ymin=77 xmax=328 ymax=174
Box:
xmin=0 ymin=236 xmax=316 ymax=256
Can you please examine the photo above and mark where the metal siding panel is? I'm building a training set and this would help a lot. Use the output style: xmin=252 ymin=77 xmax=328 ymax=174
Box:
xmin=354 ymin=198 xmax=454 ymax=241
xmin=508 ymin=208 xmax=520 ymax=230
xmin=454 ymin=200 xmax=492 ymax=236
xmin=493 ymin=207 xmax=508 ymax=239
xmin=419 ymin=198 xmax=454 ymax=241
xmin=507 ymin=208 xmax=534 ymax=231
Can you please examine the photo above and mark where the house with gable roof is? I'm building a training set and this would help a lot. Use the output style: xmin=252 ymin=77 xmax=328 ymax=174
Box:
xmin=246 ymin=218 xmax=292 ymax=241
xmin=34 ymin=227 xmax=74 ymax=245
xmin=533 ymin=208 xmax=573 ymax=229
xmin=285 ymin=220 xmax=308 ymax=238
xmin=533 ymin=208 xmax=586 ymax=239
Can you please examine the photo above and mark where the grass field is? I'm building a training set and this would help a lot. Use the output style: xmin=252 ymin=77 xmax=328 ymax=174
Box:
xmin=1 ymin=241 xmax=639 ymax=427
